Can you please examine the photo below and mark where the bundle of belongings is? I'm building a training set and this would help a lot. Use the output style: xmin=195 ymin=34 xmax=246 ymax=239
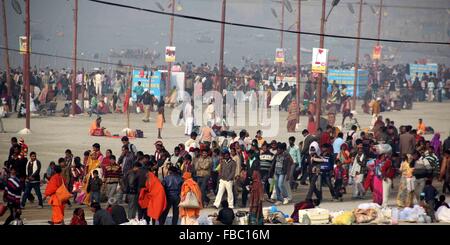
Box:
xmin=298 ymin=208 xmax=330 ymax=225
xmin=353 ymin=203 xmax=392 ymax=224
xmin=236 ymin=211 xmax=249 ymax=225
xmin=119 ymin=218 xmax=147 ymax=225
xmin=398 ymin=205 xmax=431 ymax=223
xmin=435 ymin=206 xmax=450 ymax=223
xmin=331 ymin=211 xmax=354 ymax=225
xmin=263 ymin=206 xmax=289 ymax=224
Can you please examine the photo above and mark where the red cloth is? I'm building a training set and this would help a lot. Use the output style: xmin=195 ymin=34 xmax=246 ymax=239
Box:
xmin=320 ymin=133 xmax=331 ymax=147
xmin=381 ymin=159 xmax=395 ymax=179
xmin=138 ymin=172 xmax=167 ymax=220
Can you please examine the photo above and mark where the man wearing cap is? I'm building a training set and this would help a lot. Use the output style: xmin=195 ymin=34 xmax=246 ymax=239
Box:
xmin=142 ymin=88 xmax=152 ymax=122
xmin=213 ymin=149 xmax=236 ymax=209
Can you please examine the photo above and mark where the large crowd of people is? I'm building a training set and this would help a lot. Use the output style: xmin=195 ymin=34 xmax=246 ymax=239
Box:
xmin=1 ymin=62 xmax=449 ymax=120
xmin=1 ymin=112 xmax=450 ymax=225
xmin=1 ymin=61 xmax=450 ymax=225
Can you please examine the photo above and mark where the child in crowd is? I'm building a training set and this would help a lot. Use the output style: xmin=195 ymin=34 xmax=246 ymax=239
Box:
xmin=334 ymin=160 xmax=345 ymax=202
xmin=87 ymin=170 xmax=103 ymax=204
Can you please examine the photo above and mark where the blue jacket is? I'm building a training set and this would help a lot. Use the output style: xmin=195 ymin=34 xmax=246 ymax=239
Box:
xmin=163 ymin=174 xmax=183 ymax=199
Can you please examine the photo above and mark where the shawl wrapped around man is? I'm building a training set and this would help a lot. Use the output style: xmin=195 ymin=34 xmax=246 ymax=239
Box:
xmin=179 ymin=172 xmax=203 ymax=221
xmin=138 ymin=171 xmax=167 ymax=220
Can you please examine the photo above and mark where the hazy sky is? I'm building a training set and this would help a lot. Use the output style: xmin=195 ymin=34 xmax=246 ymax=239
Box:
xmin=2 ymin=0 xmax=450 ymax=70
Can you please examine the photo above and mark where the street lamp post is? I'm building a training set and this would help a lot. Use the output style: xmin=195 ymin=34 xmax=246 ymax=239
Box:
xmin=167 ymin=0 xmax=175 ymax=97
xmin=296 ymin=0 xmax=301 ymax=115
xmin=219 ymin=0 xmax=226 ymax=93
xmin=375 ymin=0 xmax=383 ymax=81
xmin=352 ymin=0 xmax=363 ymax=110
xmin=315 ymin=0 xmax=339 ymax=130
xmin=315 ymin=0 xmax=326 ymax=131
xmin=24 ymin=0 xmax=31 ymax=131
xmin=1 ymin=0 xmax=11 ymax=98
xmin=71 ymin=0 xmax=78 ymax=116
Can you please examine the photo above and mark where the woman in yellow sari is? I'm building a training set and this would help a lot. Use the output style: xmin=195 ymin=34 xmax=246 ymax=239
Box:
xmin=396 ymin=154 xmax=415 ymax=208
xmin=81 ymin=143 xmax=103 ymax=205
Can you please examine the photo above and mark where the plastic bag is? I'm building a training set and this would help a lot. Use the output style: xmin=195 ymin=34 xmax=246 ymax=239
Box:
xmin=374 ymin=144 xmax=392 ymax=155
xmin=332 ymin=211 xmax=354 ymax=225
xmin=357 ymin=203 xmax=381 ymax=210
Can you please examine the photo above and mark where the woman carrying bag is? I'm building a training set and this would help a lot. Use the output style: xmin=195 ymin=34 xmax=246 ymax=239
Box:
xmin=179 ymin=172 xmax=203 ymax=225
xmin=44 ymin=165 xmax=72 ymax=225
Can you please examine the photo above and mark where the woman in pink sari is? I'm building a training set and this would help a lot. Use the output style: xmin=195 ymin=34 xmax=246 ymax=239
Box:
xmin=372 ymin=155 xmax=386 ymax=205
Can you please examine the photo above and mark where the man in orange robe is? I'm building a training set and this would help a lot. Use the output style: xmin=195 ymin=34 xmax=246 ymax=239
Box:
xmin=44 ymin=166 xmax=65 ymax=225
xmin=138 ymin=171 xmax=167 ymax=224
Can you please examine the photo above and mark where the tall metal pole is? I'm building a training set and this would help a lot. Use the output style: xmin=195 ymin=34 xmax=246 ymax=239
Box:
xmin=71 ymin=0 xmax=78 ymax=116
xmin=376 ymin=0 xmax=383 ymax=46
xmin=280 ymin=0 xmax=284 ymax=49
xmin=375 ymin=0 xmax=383 ymax=81
xmin=24 ymin=0 xmax=30 ymax=130
xmin=219 ymin=0 xmax=226 ymax=93
xmin=296 ymin=0 xmax=301 ymax=118
xmin=167 ymin=0 xmax=175 ymax=97
xmin=278 ymin=0 xmax=285 ymax=76
xmin=315 ymin=0 xmax=326 ymax=130
xmin=352 ymin=0 xmax=363 ymax=110
xmin=81 ymin=68 xmax=85 ymax=112
xmin=1 ymin=0 xmax=11 ymax=97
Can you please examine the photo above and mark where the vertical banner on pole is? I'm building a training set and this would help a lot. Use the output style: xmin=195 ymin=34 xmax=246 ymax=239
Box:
xmin=311 ymin=48 xmax=328 ymax=74
xmin=275 ymin=48 xmax=285 ymax=63
xmin=372 ymin=45 xmax=382 ymax=60
xmin=165 ymin=46 xmax=176 ymax=62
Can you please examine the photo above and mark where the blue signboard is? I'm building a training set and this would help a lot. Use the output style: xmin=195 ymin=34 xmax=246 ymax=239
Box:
xmin=327 ymin=69 xmax=369 ymax=97
xmin=409 ymin=64 xmax=438 ymax=80
xmin=131 ymin=70 xmax=162 ymax=101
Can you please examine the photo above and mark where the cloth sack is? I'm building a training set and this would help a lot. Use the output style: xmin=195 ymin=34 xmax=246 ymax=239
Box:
xmin=435 ymin=206 xmax=450 ymax=223
xmin=56 ymin=183 xmax=72 ymax=203
xmin=353 ymin=208 xmax=377 ymax=224
xmin=178 ymin=191 xmax=199 ymax=208
xmin=332 ymin=211 xmax=354 ymax=225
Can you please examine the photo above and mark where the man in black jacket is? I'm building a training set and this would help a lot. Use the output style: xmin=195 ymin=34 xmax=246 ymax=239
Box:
xmin=21 ymin=152 xmax=43 ymax=208
xmin=123 ymin=162 xmax=140 ymax=219
xmin=299 ymin=129 xmax=316 ymax=184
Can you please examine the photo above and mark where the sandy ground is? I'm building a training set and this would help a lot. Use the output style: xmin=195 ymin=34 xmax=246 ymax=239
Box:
xmin=1 ymin=100 xmax=450 ymax=224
